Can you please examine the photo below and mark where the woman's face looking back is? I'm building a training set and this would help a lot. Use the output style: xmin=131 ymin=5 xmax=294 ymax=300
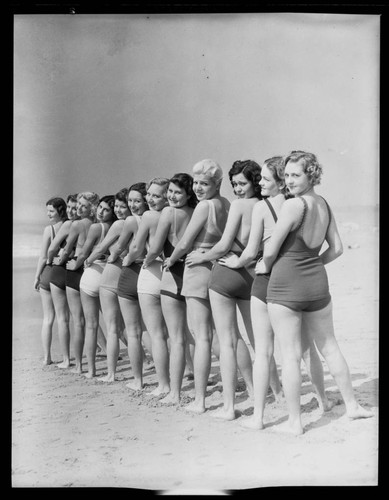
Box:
xmin=127 ymin=190 xmax=148 ymax=216
xmin=114 ymin=199 xmax=131 ymax=220
xmin=146 ymin=183 xmax=167 ymax=211
xmin=259 ymin=165 xmax=279 ymax=198
xmin=231 ymin=172 xmax=255 ymax=199
xmin=46 ymin=204 xmax=61 ymax=224
xmin=193 ymin=174 xmax=218 ymax=201
xmin=167 ymin=182 xmax=189 ymax=208
xmin=66 ymin=200 xmax=78 ymax=221
xmin=97 ymin=201 xmax=114 ymax=223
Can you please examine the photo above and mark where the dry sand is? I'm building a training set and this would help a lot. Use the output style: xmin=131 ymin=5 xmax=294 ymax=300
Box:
xmin=12 ymin=207 xmax=379 ymax=492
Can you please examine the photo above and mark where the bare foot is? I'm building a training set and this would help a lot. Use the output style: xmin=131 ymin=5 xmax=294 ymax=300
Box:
xmin=273 ymin=420 xmax=304 ymax=436
xmin=319 ymin=396 xmax=342 ymax=413
xmin=126 ymin=380 xmax=144 ymax=392
xmin=160 ymin=392 xmax=180 ymax=405
xmin=185 ymin=401 xmax=206 ymax=414
xmin=70 ymin=366 xmax=82 ymax=375
xmin=240 ymin=416 xmax=264 ymax=430
xmin=57 ymin=360 xmax=70 ymax=369
xmin=273 ymin=391 xmax=285 ymax=404
xmin=42 ymin=359 xmax=53 ymax=366
xmin=98 ymin=374 xmax=116 ymax=383
xmin=84 ymin=371 xmax=96 ymax=379
xmin=146 ymin=385 xmax=170 ymax=397
xmin=347 ymin=404 xmax=374 ymax=420
xmin=210 ymin=407 xmax=236 ymax=421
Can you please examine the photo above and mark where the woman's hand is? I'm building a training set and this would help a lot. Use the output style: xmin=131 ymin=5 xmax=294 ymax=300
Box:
xmin=52 ymin=256 xmax=61 ymax=266
xmin=122 ymin=254 xmax=131 ymax=267
xmin=66 ymin=260 xmax=77 ymax=271
xmin=34 ymin=277 xmax=40 ymax=291
xmin=163 ymin=257 xmax=172 ymax=270
xmin=255 ymin=258 xmax=269 ymax=275
xmin=217 ymin=253 xmax=241 ymax=269
xmin=185 ymin=249 xmax=206 ymax=267
xmin=107 ymin=253 xmax=117 ymax=264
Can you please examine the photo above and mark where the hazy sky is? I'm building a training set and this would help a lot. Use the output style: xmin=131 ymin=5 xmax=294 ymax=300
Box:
xmin=14 ymin=13 xmax=380 ymax=224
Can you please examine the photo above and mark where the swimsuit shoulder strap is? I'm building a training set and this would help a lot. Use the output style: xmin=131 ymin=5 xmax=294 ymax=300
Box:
xmin=232 ymin=237 xmax=246 ymax=251
xmin=264 ymin=198 xmax=278 ymax=222
xmin=320 ymin=196 xmax=332 ymax=226
xmin=50 ymin=225 xmax=56 ymax=241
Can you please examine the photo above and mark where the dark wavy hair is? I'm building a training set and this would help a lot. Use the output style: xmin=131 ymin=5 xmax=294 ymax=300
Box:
xmin=99 ymin=195 xmax=117 ymax=221
xmin=284 ymin=150 xmax=323 ymax=186
xmin=169 ymin=172 xmax=198 ymax=208
xmin=115 ymin=187 xmax=130 ymax=204
xmin=228 ymin=159 xmax=262 ymax=200
xmin=46 ymin=197 xmax=68 ymax=221
xmin=128 ymin=182 xmax=149 ymax=213
xmin=66 ymin=193 xmax=78 ymax=204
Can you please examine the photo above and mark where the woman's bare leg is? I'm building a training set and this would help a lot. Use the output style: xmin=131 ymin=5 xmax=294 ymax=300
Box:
xmin=138 ymin=293 xmax=170 ymax=396
xmin=80 ymin=290 xmax=100 ymax=378
xmin=208 ymin=290 xmax=242 ymax=420
xmin=99 ymin=288 xmax=122 ymax=382
xmin=185 ymin=297 xmax=213 ymax=414
xmin=50 ymin=284 xmax=70 ymax=368
xmin=118 ymin=296 xmax=145 ymax=390
xmin=39 ymin=288 xmax=56 ymax=365
xmin=160 ymin=295 xmax=187 ymax=404
xmin=304 ymin=302 xmax=373 ymax=420
xmin=66 ymin=287 xmax=85 ymax=374
xmin=268 ymin=303 xmax=304 ymax=435
xmin=241 ymin=297 xmax=281 ymax=430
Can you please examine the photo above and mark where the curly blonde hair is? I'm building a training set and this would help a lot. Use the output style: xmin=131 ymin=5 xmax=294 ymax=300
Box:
xmin=77 ymin=191 xmax=100 ymax=219
xmin=192 ymin=159 xmax=223 ymax=186
xmin=284 ymin=151 xmax=323 ymax=186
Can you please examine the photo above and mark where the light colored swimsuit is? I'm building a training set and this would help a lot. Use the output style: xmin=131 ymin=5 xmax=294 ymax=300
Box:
xmin=182 ymin=199 xmax=229 ymax=299
xmin=80 ymin=223 xmax=108 ymax=297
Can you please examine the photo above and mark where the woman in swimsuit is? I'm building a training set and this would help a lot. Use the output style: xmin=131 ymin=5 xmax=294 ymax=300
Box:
xmin=34 ymin=196 xmax=68 ymax=366
xmin=256 ymin=151 xmax=373 ymax=434
xmin=85 ymin=188 xmax=131 ymax=382
xmin=143 ymin=173 xmax=198 ymax=404
xmin=109 ymin=182 xmax=152 ymax=391
xmin=65 ymin=195 xmax=117 ymax=378
xmin=56 ymin=192 xmax=100 ymax=374
xmin=164 ymin=159 xmax=230 ymax=414
xmin=222 ymin=156 xmax=334 ymax=430
xmin=185 ymin=159 xmax=282 ymax=420
xmin=122 ymin=177 xmax=170 ymax=396
xmin=46 ymin=194 xmax=79 ymax=368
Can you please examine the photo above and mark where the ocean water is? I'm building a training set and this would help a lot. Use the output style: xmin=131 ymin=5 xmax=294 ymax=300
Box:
xmin=12 ymin=205 xmax=379 ymax=261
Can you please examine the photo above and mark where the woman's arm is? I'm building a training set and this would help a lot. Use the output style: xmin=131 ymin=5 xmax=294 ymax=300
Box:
xmin=319 ymin=210 xmax=343 ymax=265
xmin=34 ymin=226 xmax=51 ymax=290
xmin=57 ymin=220 xmax=81 ymax=266
xmin=219 ymin=201 xmax=266 ymax=269
xmin=123 ymin=212 xmax=154 ymax=266
xmin=107 ymin=217 xmax=137 ymax=263
xmin=46 ymin=221 xmax=71 ymax=264
xmin=164 ymin=201 xmax=209 ymax=268
xmin=185 ymin=200 xmax=242 ymax=267
xmin=256 ymin=198 xmax=302 ymax=274
xmin=86 ymin=220 xmax=123 ymax=266
xmin=66 ymin=223 xmax=100 ymax=270
xmin=143 ymin=207 xmax=172 ymax=267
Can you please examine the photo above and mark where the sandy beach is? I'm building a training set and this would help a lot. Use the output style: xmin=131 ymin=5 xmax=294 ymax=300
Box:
xmin=11 ymin=206 xmax=379 ymax=492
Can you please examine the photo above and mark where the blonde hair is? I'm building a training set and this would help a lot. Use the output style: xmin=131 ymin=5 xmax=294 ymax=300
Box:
xmin=192 ymin=159 xmax=223 ymax=185
xmin=146 ymin=177 xmax=170 ymax=198
xmin=285 ymin=151 xmax=323 ymax=186
xmin=77 ymin=191 xmax=100 ymax=218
